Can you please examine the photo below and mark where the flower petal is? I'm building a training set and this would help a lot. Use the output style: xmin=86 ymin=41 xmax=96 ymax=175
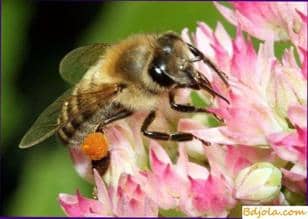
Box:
xmin=93 ymin=169 xmax=112 ymax=213
xmin=69 ymin=147 xmax=93 ymax=183
xmin=149 ymin=140 xmax=172 ymax=174
xmin=288 ymin=105 xmax=307 ymax=128
xmin=186 ymin=175 xmax=236 ymax=217
xmin=282 ymin=168 xmax=306 ymax=193
xmin=103 ymin=124 xmax=139 ymax=186
xmin=214 ymin=2 xmax=237 ymax=26
xmin=58 ymin=191 xmax=103 ymax=217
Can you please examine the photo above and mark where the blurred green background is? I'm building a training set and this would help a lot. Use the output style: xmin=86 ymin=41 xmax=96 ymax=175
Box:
xmin=1 ymin=1 xmax=236 ymax=216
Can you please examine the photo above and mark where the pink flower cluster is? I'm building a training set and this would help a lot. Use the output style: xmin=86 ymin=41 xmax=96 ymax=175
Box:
xmin=59 ymin=2 xmax=307 ymax=217
xmin=215 ymin=2 xmax=307 ymax=49
xmin=60 ymin=124 xmax=236 ymax=217
xmin=181 ymin=1 xmax=307 ymax=199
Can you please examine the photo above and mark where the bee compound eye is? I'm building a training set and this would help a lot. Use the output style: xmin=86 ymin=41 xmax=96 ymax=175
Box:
xmin=149 ymin=63 xmax=174 ymax=87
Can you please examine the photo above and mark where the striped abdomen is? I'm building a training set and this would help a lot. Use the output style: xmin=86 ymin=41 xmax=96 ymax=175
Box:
xmin=56 ymin=86 xmax=116 ymax=146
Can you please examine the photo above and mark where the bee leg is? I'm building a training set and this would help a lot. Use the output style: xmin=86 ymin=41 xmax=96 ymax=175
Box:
xmin=96 ymin=109 xmax=133 ymax=132
xmin=186 ymin=43 xmax=229 ymax=87
xmin=194 ymin=70 xmax=229 ymax=104
xmin=103 ymin=109 xmax=133 ymax=126
xmin=141 ymin=111 xmax=211 ymax=146
xmin=169 ymin=89 xmax=222 ymax=121
xmin=201 ymin=56 xmax=229 ymax=87
xmin=91 ymin=152 xmax=111 ymax=177
xmin=169 ymin=90 xmax=210 ymax=113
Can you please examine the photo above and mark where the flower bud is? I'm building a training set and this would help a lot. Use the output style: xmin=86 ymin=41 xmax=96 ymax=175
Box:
xmin=235 ymin=162 xmax=282 ymax=204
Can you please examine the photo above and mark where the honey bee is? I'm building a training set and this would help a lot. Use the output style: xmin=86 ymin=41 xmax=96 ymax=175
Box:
xmin=19 ymin=32 xmax=229 ymax=175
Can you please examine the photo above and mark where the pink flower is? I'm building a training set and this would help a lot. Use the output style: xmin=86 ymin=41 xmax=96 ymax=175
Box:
xmin=300 ymin=47 xmax=307 ymax=79
xmin=268 ymin=126 xmax=307 ymax=167
xmin=62 ymin=141 xmax=239 ymax=217
xmin=182 ymin=21 xmax=307 ymax=148
xmin=234 ymin=162 xmax=282 ymax=204
xmin=282 ymin=167 xmax=306 ymax=194
xmin=215 ymin=2 xmax=307 ymax=48
xmin=146 ymin=141 xmax=209 ymax=210
xmin=185 ymin=174 xmax=235 ymax=217
xmin=268 ymin=49 xmax=307 ymax=118
xmin=69 ymin=121 xmax=145 ymax=185
xmin=59 ymin=169 xmax=158 ymax=217
xmin=112 ymin=173 xmax=158 ymax=216
xmin=102 ymin=122 xmax=142 ymax=186
xmin=178 ymin=119 xmax=273 ymax=181
xmin=179 ymin=119 xmax=283 ymax=205
xmin=59 ymin=191 xmax=107 ymax=217
xmin=268 ymin=105 xmax=307 ymax=193
xmin=182 ymin=25 xmax=280 ymax=146
xmin=146 ymin=140 xmax=236 ymax=217
xmin=145 ymin=141 xmax=188 ymax=209
xmin=288 ymin=105 xmax=307 ymax=129
xmin=180 ymin=16 xmax=306 ymax=205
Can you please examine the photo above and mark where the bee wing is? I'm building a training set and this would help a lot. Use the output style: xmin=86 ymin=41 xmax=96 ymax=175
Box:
xmin=19 ymin=89 xmax=73 ymax=148
xmin=59 ymin=43 xmax=111 ymax=85
xmin=19 ymin=83 xmax=123 ymax=149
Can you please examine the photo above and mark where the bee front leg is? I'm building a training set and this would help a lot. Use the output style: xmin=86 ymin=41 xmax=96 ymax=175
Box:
xmin=96 ymin=109 xmax=133 ymax=133
xmin=141 ymin=111 xmax=211 ymax=145
xmin=169 ymin=89 xmax=211 ymax=113
xmin=186 ymin=43 xmax=229 ymax=87
xmin=169 ymin=89 xmax=222 ymax=121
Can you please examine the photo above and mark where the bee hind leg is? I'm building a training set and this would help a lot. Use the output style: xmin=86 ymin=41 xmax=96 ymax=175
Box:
xmin=141 ymin=111 xmax=211 ymax=146
xmin=96 ymin=108 xmax=133 ymax=133
xmin=91 ymin=153 xmax=111 ymax=177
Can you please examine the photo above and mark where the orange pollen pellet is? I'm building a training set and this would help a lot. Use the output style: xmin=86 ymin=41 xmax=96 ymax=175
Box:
xmin=82 ymin=132 xmax=109 ymax=161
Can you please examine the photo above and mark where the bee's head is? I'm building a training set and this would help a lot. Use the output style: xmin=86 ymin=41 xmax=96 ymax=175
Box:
xmin=148 ymin=32 xmax=200 ymax=89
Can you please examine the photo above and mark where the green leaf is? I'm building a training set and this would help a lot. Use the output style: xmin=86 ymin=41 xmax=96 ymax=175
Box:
xmin=81 ymin=2 xmax=235 ymax=44
xmin=1 ymin=0 xmax=32 ymax=147
xmin=159 ymin=208 xmax=187 ymax=217
xmin=6 ymin=143 xmax=91 ymax=216
xmin=190 ymin=91 xmax=211 ymax=108
xmin=284 ymin=189 xmax=306 ymax=205
xmin=207 ymin=115 xmax=221 ymax=127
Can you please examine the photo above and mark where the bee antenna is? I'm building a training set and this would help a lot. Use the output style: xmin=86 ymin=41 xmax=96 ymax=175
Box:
xmin=186 ymin=43 xmax=229 ymax=87
xmin=196 ymin=71 xmax=230 ymax=104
